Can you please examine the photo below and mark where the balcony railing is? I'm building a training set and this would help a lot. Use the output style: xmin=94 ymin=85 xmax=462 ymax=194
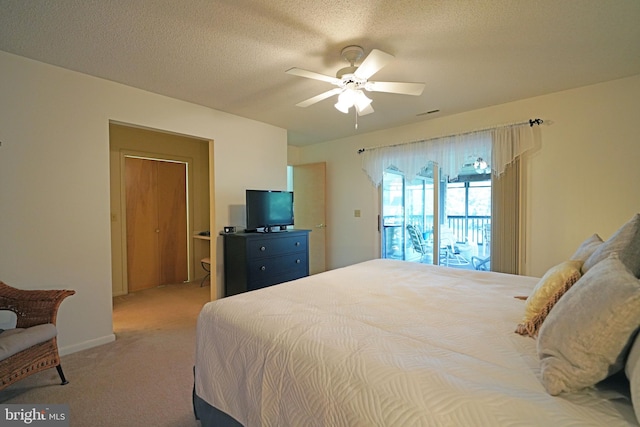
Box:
xmin=402 ymin=215 xmax=490 ymax=244
xmin=445 ymin=215 xmax=491 ymax=245
xmin=383 ymin=214 xmax=491 ymax=263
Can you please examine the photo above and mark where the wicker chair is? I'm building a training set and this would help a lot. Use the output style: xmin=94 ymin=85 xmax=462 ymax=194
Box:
xmin=0 ymin=282 xmax=75 ymax=390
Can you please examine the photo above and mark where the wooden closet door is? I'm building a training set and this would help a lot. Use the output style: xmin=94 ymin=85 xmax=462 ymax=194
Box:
xmin=125 ymin=157 xmax=161 ymax=291
xmin=157 ymin=161 xmax=188 ymax=285
xmin=125 ymin=158 xmax=188 ymax=291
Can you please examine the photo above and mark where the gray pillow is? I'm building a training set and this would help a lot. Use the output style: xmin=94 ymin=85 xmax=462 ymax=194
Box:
xmin=537 ymin=253 xmax=640 ymax=395
xmin=583 ymin=213 xmax=640 ymax=276
xmin=569 ymin=233 xmax=603 ymax=263
xmin=626 ymin=332 xmax=640 ymax=423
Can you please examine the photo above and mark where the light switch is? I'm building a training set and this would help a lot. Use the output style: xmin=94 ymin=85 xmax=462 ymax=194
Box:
xmin=354 ymin=209 xmax=361 ymax=217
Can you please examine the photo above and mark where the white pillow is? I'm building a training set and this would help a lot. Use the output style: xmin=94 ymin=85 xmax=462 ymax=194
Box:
xmin=569 ymin=233 xmax=603 ymax=263
xmin=538 ymin=253 xmax=640 ymax=395
xmin=583 ymin=213 xmax=640 ymax=276
xmin=626 ymin=332 xmax=640 ymax=423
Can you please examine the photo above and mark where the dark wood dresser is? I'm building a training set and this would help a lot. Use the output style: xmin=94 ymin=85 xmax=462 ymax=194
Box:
xmin=223 ymin=230 xmax=310 ymax=296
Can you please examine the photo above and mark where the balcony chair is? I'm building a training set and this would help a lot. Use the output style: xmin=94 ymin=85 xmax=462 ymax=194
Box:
xmin=471 ymin=256 xmax=491 ymax=271
xmin=406 ymin=224 xmax=430 ymax=262
xmin=0 ymin=282 xmax=75 ymax=390
xmin=472 ymin=223 xmax=491 ymax=270
xmin=440 ymin=226 xmax=469 ymax=266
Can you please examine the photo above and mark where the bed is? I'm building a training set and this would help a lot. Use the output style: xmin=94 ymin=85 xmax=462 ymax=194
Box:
xmin=194 ymin=248 xmax=640 ymax=426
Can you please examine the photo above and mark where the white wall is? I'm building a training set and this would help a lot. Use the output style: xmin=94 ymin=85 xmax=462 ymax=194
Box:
xmin=0 ymin=51 xmax=287 ymax=355
xmin=292 ymin=74 xmax=640 ymax=277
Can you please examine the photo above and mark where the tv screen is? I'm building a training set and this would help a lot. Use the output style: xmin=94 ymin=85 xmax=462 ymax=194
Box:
xmin=246 ymin=190 xmax=294 ymax=231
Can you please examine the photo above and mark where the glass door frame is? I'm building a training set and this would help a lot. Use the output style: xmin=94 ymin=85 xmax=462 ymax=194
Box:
xmin=380 ymin=169 xmax=438 ymax=263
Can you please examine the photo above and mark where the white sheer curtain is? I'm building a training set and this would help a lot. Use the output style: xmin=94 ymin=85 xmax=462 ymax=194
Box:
xmin=360 ymin=121 xmax=538 ymax=186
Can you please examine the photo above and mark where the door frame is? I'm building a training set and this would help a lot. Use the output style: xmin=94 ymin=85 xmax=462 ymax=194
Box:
xmin=290 ymin=162 xmax=327 ymax=275
xmin=109 ymin=122 xmax=213 ymax=299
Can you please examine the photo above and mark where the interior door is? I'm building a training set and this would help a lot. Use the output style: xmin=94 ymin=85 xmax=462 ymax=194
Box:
xmin=293 ymin=162 xmax=326 ymax=274
xmin=125 ymin=157 xmax=161 ymax=290
xmin=156 ymin=161 xmax=188 ymax=285
xmin=125 ymin=157 xmax=188 ymax=291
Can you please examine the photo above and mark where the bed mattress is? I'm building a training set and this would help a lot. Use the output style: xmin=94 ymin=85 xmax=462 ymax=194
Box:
xmin=195 ymin=259 xmax=636 ymax=426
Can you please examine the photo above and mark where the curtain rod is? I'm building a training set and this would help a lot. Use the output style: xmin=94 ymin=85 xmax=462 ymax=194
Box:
xmin=357 ymin=118 xmax=544 ymax=154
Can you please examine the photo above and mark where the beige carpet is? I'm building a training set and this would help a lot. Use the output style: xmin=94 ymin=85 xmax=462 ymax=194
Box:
xmin=0 ymin=281 xmax=211 ymax=427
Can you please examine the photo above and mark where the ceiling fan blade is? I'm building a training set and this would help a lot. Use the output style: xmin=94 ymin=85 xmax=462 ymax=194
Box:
xmin=357 ymin=104 xmax=375 ymax=116
xmin=365 ymin=81 xmax=425 ymax=96
xmin=354 ymin=49 xmax=394 ymax=80
xmin=295 ymin=88 xmax=342 ymax=108
xmin=286 ymin=68 xmax=341 ymax=85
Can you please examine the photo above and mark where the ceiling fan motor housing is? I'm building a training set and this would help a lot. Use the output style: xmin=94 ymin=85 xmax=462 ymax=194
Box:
xmin=340 ymin=45 xmax=364 ymax=65
xmin=337 ymin=46 xmax=370 ymax=89
xmin=336 ymin=66 xmax=358 ymax=79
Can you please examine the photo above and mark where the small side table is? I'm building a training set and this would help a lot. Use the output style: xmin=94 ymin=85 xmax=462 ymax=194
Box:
xmin=200 ymin=257 xmax=211 ymax=287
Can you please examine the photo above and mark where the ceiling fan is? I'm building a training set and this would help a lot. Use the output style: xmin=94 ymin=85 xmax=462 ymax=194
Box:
xmin=286 ymin=45 xmax=425 ymax=116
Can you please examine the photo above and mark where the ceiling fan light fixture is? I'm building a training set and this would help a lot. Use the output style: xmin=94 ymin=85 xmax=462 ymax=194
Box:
xmin=334 ymin=99 xmax=351 ymax=114
xmin=474 ymin=158 xmax=489 ymax=173
xmin=338 ymin=88 xmax=356 ymax=105
xmin=354 ymin=90 xmax=372 ymax=112
xmin=335 ymin=88 xmax=356 ymax=113
xmin=334 ymin=88 xmax=371 ymax=114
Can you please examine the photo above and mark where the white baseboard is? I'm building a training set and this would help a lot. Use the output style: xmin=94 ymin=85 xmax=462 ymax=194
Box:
xmin=59 ymin=333 xmax=116 ymax=356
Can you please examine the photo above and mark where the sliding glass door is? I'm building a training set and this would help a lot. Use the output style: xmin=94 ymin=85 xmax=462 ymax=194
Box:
xmin=381 ymin=170 xmax=434 ymax=263
xmin=381 ymin=164 xmax=491 ymax=269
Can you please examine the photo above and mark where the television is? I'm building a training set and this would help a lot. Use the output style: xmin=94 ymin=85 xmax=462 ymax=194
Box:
xmin=245 ymin=190 xmax=294 ymax=232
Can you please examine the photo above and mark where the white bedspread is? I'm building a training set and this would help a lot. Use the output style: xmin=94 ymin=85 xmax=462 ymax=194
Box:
xmin=195 ymin=259 xmax=636 ymax=426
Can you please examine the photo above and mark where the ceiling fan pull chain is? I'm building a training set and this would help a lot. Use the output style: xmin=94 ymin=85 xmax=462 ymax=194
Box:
xmin=355 ymin=109 xmax=358 ymax=129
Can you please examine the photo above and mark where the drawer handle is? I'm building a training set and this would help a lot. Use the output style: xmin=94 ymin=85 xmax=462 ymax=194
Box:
xmin=295 ymin=259 xmax=301 ymax=264
xmin=260 ymin=266 xmax=266 ymax=271
xmin=295 ymin=242 xmax=300 ymax=246
xmin=260 ymin=246 xmax=266 ymax=251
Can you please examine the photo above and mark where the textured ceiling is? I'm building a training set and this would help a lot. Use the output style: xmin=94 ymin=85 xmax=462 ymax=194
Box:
xmin=1 ymin=0 xmax=639 ymax=146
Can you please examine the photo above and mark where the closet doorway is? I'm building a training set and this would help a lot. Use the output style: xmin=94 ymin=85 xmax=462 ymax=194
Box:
xmin=125 ymin=157 xmax=188 ymax=291
xmin=109 ymin=122 xmax=211 ymax=298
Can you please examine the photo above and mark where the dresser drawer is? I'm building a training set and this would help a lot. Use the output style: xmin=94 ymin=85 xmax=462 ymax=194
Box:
xmin=247 ymin=252 xmax=308 ymax=283
xmin=247 ymin=268 xmax=308 ymax=292
xmin=246 ymin=234 xmax=308 ymax=258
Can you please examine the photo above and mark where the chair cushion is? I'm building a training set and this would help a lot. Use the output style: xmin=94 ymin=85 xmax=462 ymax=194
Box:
xmin=0 ymin=323 xmax=57 ymax=360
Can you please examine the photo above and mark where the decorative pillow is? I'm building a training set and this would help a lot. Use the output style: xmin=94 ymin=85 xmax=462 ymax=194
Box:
xmin=515 ymin=260 xmax=582 ymax=337
xmin=569 ymin=233 xmax=603 ymax=262
xmin=538 ymin=253 xmax=640 ymax=395
xmin=583 ymin=213 xmax=640 ymax=277
xmin=625 ymin=332 xmax=640 ymax=423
